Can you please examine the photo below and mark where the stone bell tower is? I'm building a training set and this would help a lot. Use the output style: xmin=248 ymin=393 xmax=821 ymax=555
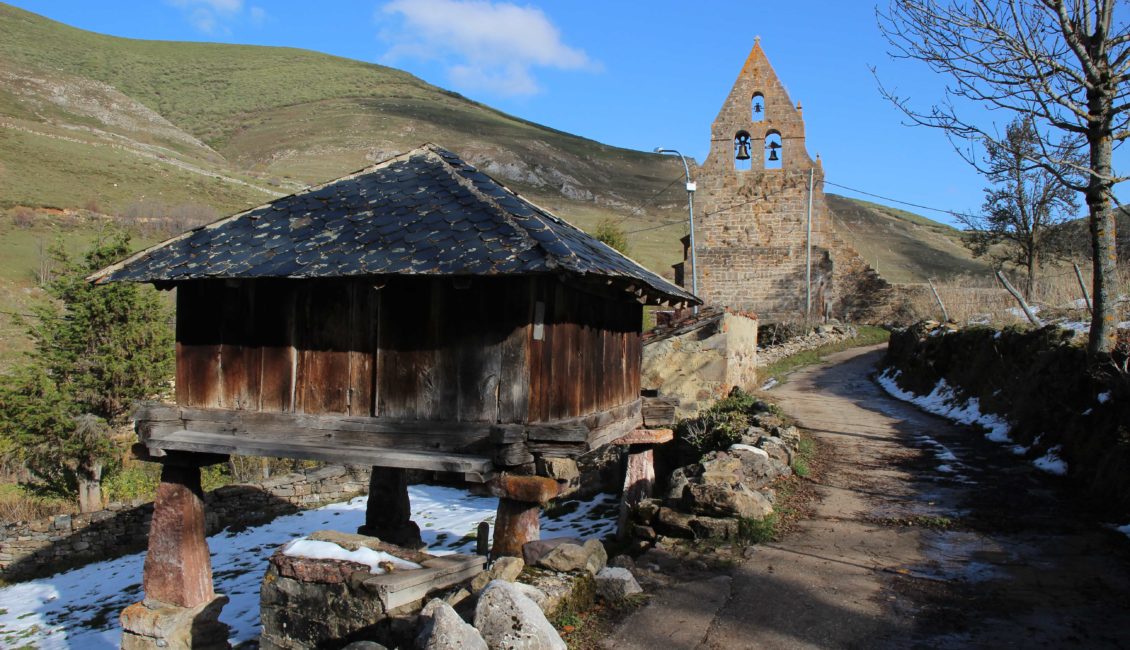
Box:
xmin=691 ymin=38 xmax=842 ymax=321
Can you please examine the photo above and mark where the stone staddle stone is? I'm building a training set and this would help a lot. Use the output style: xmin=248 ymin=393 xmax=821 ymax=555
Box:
xmin=259 ymin=531 xmax=434 ymax=649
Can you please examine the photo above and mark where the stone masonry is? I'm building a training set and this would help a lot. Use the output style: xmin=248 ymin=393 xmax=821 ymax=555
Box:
xmin=688 ymin=39 xmax=890 ymax=322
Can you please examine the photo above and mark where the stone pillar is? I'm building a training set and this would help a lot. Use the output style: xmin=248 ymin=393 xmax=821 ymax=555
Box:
xmin=488 ymin=474 xmax=560 ymax=559
xmin=357 ymin=466 xmax=424 ymax=549
xmin=121 ymin=449 xmax=230 ymax=650
xmin=613 ymin=429 xmax=673 ymax=539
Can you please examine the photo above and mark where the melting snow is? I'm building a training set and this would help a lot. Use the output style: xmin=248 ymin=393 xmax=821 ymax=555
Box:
xmin=281 ymin=539 xmax=421 ymax=574
xmin=1033 ymin=446 xmax=1068 ymax=476
xmin=0 ymin=485 xmax=618 ymax=649
xmin=877 ymin=369 xmax=1012 ymax=443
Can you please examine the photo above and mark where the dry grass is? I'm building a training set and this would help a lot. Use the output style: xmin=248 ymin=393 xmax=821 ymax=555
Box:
xmin=0 ymin=486 xmax=74 ymax=524
xmin=903 ymin=263 xmax=1130 ymax=326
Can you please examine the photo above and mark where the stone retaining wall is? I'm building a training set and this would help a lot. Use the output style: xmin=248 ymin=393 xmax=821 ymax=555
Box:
xmin=0 ymin=465 xmax=369 ymax=582
xmin=642 ymin=311 xmax=759 ymax=417
xmin=757 ymin=324 xmax=858 ymax=368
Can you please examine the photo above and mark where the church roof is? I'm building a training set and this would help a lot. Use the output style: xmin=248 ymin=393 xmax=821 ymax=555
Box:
xmin=89 ymin=144 xmax=698 ymax=306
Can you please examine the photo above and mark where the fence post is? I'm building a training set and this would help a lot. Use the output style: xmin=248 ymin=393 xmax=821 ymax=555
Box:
xmin=1073 ymin=263 xmax=1093 ymax=314
xmin=995 ymin=270 xmax=1041 ymax=325
xmin=928 ymin=279 xmax=951 ymax=323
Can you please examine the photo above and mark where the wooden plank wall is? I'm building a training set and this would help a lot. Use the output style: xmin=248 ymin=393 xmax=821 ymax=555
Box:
xmin=175 ymin=276 xmax=641 ymax=424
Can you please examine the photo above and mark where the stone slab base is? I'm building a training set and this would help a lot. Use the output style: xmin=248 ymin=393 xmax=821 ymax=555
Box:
xmin=120 ymin=595 xmax=230 ymax=650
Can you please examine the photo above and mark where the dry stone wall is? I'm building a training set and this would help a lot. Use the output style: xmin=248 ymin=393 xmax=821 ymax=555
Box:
xmin=0 ymin=465 xmax=369 ymax=581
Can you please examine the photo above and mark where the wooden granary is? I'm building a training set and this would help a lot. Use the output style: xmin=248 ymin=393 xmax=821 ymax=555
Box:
xmin=92 ymin=145 xmax=697 ymax=645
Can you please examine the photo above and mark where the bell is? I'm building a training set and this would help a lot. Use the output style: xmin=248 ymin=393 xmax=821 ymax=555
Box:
xmin=753 ymin=102 xmax=763 ymax=114
xmin=736 ymin=140 xmax=752 ymax=161
xmin=767 ymin=141 xmax=781 ymax=162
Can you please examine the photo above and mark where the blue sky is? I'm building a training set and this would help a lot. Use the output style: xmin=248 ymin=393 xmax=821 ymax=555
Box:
xmin=6 ymin=0 xmax=1066 ymax=227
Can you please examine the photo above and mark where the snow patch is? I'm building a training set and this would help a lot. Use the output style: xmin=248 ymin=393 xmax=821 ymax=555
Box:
xmin=730 ymin=443 xmax=769 ymax=458
xmin=760 ymin=378 xmax=779 ymax=391
xmin=877 ymin=369 xmax=1013 ymax=443
xmin=281 ymin=539 xmax=421 ymax=574
xmin=1116 ymin=523 xmax=1130 ymax=540
xmin=1097 ymin=392 xmax=1111 ymax=404
xmin=1033 ymin=446 xmax=1068 ymax=476
xmin=0 ymin=485 xmax=619 ymax=649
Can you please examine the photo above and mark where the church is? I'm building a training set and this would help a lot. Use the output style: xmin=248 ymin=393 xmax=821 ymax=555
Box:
xmin=676 ymin=39 xmax=888 ymax=322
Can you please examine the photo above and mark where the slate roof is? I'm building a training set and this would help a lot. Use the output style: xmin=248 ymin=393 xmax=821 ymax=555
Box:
xmin=90 ymin=144 xmax=698 ymax=306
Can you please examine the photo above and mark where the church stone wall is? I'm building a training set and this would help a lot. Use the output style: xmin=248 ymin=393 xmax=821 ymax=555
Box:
xmin=691 ymin=40 xmax=890 ymax=322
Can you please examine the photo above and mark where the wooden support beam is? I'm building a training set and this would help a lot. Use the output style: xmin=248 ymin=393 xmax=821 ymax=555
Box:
xmin=142 ymin=429 xmax=495 ymax=482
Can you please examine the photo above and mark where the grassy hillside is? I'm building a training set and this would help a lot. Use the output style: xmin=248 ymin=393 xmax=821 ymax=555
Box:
xmin=825 ymin=194 xmax=992 ymax=283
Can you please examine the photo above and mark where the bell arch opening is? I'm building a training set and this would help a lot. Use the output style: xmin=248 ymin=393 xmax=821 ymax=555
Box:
xmin=734 ymin=131 xmax=753 ymax=171
xmin=764 ymin=131 xmax=782 ymax=169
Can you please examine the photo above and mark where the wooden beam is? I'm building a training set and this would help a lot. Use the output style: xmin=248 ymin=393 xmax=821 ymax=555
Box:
xmin=144 ymin=429 xmax=495 ymax=482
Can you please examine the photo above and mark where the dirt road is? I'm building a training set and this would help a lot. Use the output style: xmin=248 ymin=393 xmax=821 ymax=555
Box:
xmin=611 ymin=345 xmax=1130 ymax=649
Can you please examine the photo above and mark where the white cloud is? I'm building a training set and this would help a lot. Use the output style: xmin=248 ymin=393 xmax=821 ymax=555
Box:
xmin=167 ymin=0 xmax=258 ymax=35
xmin=378 ymin=0 xmax=598 ymax=96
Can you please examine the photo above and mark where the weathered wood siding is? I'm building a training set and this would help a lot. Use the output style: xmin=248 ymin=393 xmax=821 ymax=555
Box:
xmin=175 ymin=276 xmax=641 ymax=423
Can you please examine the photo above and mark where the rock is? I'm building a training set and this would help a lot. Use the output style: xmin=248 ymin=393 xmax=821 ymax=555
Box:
xmin=683 ymin=483 xmax=773 ymax=520
xmin=633 ymin=498 xmax=661 ymax=524
xmin=512 ymin=582 xmax=550 ymax=609
xmin=595 ymin=567 xmax=643 ymax=601
xmin=522 ymin=537 xmax=580 ymax=566
xmin=537 ymin=539 xmax=607 ymax=575
xmin=520 ymin=571 xmax=593 ymax=617
xmin=654 ymin=507 xmax=695 ymax=538
xmin=757 ymin=437 xmax=794 ymax=466
xmin=689 ymin=516 xmax=738 ymax=539
xmin=474 ymin=580 xmax=566 ymax=650
xmin=471 ymin=556 xmax=525 ymax=592
xmin=777 ymin=426 xmax=802 ymax=448
xmin=727 ymin=447 xmax=780 ymax=487
xmin=665 ymin=465 xmax=697 ymax=503
xmin=631 ymin=524 xmax=657 ymax=541
xmin=699 ymin=455 xmax=742 ymax=487
xmin=343 ymin=642 xmax=388 ymax=650
xmin=417 ymin=598 xmax=487 ymax=650
xmin=609 ymin=555 xmax=636 ymax=571
xmin=444 ymin=588 xmax=471 ymax=608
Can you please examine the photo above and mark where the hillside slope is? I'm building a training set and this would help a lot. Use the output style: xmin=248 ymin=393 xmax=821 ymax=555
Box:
xmin=0 ymin=3 xmax=985 ymax=288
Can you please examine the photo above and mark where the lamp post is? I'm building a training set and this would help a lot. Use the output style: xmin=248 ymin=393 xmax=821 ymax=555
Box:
xmin=654 ymin=148 xmax=698 ymax=313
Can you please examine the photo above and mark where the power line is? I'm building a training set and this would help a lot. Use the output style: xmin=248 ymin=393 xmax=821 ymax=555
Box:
xmin=822 ymin=180 xmax=964 ymax=218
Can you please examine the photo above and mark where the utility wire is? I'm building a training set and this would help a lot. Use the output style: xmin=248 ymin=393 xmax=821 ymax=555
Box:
xmin=822 ymin=180 xmax=964 ymax=217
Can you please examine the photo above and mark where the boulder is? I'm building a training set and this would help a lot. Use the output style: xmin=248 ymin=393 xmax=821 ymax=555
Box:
xmin=473 ymin=580 xmax=566 ymax=650
xmin=655 ymin=507 xmax=695 ymax=538
xmin=471 ymin=556 xmax=525 ymax=592
xmin=727 ymin=446 xmax=780 ymax=487
xmin=609 ymin=555 xmax=636 ymax=571
xmin=536 ymin=539 xmax=607 ymax=575
xmin=416 ymin=599 xmax=487 ymax=650
xmin=594 ymin=567 xmax=643 ymax=601
xmin=756 ymin=436 xmax=794 ymax=465
xmin=665 ymin=465 xmax=698 ymax=503
xmin=699 ymin=455 xmax=743 ymax=487
xmin=522 ymin=537 xmax=580 ymax=566
xmin=633 ymin=498 xmax=661 ymax=524
xmin=683 ymin=483 xmax=773 ymax=520
xmin=512 ymin=582 xmax=550 ymax=609
xmin=689 ymin=516 xmax=738 ymax=540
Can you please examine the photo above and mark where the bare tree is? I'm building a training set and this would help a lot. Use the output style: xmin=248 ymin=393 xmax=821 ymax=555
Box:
xmin=959 ymin=117 xmax=1080 ymax=299
xmin=878 ymin=0 xmax=1129 ymax=355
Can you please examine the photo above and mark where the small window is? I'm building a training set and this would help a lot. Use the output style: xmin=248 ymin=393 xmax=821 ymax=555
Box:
xmin=751 ymin=93 xmax=765 ymax=122
xmin=734 ymin=131 xmax=753 ymax=171
xmin=765 ymin=131 xmax=782 ymax=169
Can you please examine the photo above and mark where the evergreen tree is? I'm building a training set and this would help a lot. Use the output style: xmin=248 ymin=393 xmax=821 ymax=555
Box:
xmin=0 ymin=232 xmax=173 ymax=512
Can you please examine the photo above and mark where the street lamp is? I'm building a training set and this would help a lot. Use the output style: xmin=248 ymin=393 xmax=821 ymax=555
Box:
xmin=654 ymin=148 xmax=699 ymax=313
